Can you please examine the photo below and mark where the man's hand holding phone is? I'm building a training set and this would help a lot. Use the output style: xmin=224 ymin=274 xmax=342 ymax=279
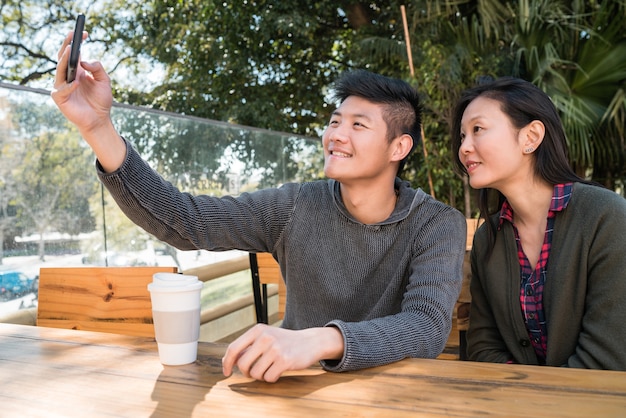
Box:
xmin=52 ymin=13 xmax=127 ymax=172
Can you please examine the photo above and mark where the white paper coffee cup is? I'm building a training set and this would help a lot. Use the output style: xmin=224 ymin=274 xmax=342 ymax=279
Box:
xmin=148 ymin=273 xmax=203 ymax=366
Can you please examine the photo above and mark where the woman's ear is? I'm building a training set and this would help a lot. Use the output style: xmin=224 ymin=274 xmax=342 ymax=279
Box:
xmin=522 ymin=120 xmax=545 ymax=154
xmin=391 ymin=134 xmax=413 ymax=162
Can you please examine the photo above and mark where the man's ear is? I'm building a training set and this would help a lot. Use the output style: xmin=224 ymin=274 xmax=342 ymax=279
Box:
xmin=522 ymin=120 xmax=545 ymax=154
xmin=391 ymin=134 xmax=413 ymax=162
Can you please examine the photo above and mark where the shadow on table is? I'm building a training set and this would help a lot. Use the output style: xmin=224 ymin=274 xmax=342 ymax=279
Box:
xmin=150 ymin=353 xmax=373 ymax=415
xmin=150 ymin=354 xmax=225 ymax=417
xmin=227 ymin=368 xmax=372 ymax=398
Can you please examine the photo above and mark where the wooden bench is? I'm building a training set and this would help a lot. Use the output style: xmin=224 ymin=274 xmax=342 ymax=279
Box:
xmin=37 ymin=266 xmax=177 ymax=337
xmin=457 ymin=218 xmax=482 ymax=360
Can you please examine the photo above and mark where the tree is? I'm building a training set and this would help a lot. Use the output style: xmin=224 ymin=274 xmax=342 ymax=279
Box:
xmin=394 ymin=0 xmax=626 ymax=213
xmin=0 ymin=1 xmax=151 ymax=88
xmin=10 ymin=99 xmax=96 ymax=261
xmin=0 ymin=96 xmax=23 ymax=264
xmin=2 ymin=0 xmax=625 ymax=216
xmin=507 ymin=0 xmax=626 ymax=188
xmin=0 ymin=1 xmax=479 ymax=212
xmin=112 ymin=1 xmax=469 ymax=205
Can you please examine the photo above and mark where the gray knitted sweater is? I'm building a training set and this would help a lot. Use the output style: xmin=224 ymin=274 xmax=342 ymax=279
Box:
xmin=98 ymin=140 xmax=466 ymax=372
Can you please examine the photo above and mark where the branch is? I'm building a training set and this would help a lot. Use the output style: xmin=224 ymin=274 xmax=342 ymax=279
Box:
xmin=0 ymin=42 xmax=56 ymax=64
xmin=19 ymin=68 xmax=56 ymax=85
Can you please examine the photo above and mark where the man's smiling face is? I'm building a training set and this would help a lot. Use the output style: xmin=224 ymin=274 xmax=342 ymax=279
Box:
xmin=322 ymin=96 xmax=394 ymax=183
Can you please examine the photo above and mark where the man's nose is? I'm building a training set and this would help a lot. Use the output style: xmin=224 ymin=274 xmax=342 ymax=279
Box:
xmin=329 ymin=124 xmax=349 ymax=142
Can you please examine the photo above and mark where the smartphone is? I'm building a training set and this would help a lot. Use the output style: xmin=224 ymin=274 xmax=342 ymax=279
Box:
xmin=66 ymin=14 xmax=86 ymax=83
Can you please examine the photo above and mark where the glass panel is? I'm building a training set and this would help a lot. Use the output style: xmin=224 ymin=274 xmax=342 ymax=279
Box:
xmin=0 ymin=82 xmax=322 ymax=318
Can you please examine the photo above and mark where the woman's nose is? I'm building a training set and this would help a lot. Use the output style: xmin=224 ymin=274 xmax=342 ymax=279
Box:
xmin=459 ymin=136 xmax=472 ymax=154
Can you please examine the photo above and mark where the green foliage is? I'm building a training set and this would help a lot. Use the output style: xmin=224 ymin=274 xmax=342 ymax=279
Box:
xmin=398 ymin=0 xmax=626 ymax=209
xmin=8 ymin=99 xmax=97 ymax=258
xmin=508 ymin=0 xmax=626 ymax=185
xmin=2 ymin=0 xmax=625 ymax=217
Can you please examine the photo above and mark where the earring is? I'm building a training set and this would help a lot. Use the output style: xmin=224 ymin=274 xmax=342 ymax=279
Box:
xmin=525 ymin=147 xmax=534 ymax=153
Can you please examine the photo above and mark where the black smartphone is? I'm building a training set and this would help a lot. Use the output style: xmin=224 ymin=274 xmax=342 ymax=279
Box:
xmin=66 ymin=14 xmax=86 ymax=83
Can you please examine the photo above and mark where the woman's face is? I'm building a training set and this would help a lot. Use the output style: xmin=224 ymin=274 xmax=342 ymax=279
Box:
xmin=458 ymin=96 xmax=530 ymax=191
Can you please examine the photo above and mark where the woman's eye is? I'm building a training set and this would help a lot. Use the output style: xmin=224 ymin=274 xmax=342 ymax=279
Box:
xmin=473 ymin=126 xmax=483 ymax=133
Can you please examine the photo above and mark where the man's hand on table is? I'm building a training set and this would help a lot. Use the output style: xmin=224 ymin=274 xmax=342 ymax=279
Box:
xmin=222 ymin=324 xmax=344 ymax=382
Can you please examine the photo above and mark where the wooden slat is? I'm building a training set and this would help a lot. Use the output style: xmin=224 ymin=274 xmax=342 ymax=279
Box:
xmin=256 ymin=253 xmax=286 ymax=320
xmin=37 ymin=266 xmax=177 ymax=337
xmin=183 ymin=255 xmax=249 ymax=282
xmin=457 ymin=218 xmax=485 ymax=360
xmin=466 ymin=217 xmax=483 ymax=251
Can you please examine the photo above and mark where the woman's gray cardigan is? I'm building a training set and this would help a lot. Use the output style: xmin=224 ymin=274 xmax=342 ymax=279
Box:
xmin=468 ymin=182 xmax=626 ymax=370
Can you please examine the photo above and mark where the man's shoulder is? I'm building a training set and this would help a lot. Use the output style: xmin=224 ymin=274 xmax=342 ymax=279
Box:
xmin=414 ymin=189 xmax=465 ymax=220
xmin=272 ymin=180 xmax=334 ymax=204
xmin=295 ymin=179 xmax=334 ymax=195
xmin=260 ymin=180 xmax=329 ymax=195
xmin=403 ymin=190 xmax=466 ymax=245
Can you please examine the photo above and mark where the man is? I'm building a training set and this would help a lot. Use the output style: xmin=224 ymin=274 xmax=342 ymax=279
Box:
xmin=52 ymin=32 xmax=465 ymax=382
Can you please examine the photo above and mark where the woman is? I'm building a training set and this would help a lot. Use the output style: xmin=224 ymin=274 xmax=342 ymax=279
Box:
xmin=451 ymin=77 xmax=626 ymax=370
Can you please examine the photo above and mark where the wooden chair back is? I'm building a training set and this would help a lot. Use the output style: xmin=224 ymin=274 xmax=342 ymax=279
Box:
xmin=37 ymin=266 xmax=177 ymax=337
xmin=465 ymin=217 xmax=482 ymax=251
xmin=457 ymin=217 xmax=484 ymax=360
xmin=249 ymin=253 xmax=286 ymax=324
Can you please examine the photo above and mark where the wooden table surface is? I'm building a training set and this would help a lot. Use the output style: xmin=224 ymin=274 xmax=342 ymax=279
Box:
xmin=1 ymin=323 xmax=625 ymax=417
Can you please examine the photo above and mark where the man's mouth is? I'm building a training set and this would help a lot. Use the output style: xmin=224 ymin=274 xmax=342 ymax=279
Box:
xmin=330 ymin=151 xmax=352 ymax=158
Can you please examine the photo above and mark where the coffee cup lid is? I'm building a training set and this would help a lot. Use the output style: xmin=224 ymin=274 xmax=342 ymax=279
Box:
xmin=148 ymin=273 xmax=202 ymax=292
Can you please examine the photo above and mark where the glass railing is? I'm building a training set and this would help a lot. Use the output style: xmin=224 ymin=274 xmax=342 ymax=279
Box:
xmin=0 ymin=81 xmax=323 ymax=320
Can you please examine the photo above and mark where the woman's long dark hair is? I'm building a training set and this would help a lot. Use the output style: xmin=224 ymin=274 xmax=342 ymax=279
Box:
xmin=450 ymin=77 xmax=589 ymax=258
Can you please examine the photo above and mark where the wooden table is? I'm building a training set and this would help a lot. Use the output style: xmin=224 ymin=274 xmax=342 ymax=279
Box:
xmin=1 ymin=323 xmax=625 ymax=417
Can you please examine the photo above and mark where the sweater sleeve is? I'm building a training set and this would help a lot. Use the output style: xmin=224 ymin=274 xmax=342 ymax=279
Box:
xmin=466 ymin=239 xmax=515 ymax=364
xmin=320 ymin=208 xmax=466 ymax=372
xmin=97 ymin=139 xmax=296 ymax=253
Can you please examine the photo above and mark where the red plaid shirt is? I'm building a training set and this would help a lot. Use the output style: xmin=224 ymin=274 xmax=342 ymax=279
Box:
xmin=499 ymin=183 xmax=573 ymax=364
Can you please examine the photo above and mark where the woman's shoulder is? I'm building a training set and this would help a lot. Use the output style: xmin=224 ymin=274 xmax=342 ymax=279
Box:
xmin=572 ymin=182 xmax=626 ymax=209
